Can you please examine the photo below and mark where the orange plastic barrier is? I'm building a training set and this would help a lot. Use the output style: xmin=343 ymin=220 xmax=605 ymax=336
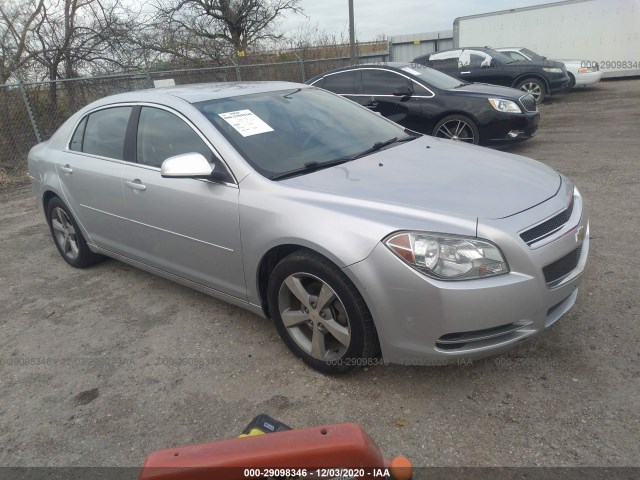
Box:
xmin=139 ymin=423 xmax=411 ymax=480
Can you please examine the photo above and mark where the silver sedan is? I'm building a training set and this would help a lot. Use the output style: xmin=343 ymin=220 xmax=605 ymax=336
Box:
xmin=28 ymin=82 xmax=589 ymax=373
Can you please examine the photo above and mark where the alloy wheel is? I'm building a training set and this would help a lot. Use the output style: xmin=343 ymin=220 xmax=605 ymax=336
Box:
xmin=520 ymin=82 xmax=543 ymax=102
xmin=435 ymin=120 xmax=476 ymax=143
xmin=51 ymin=207 xmax=79 ymax=260
xmin=277 ymin=272 xmax=351 ymax=362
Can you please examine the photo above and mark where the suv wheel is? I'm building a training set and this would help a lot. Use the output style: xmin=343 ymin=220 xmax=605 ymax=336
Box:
xmin=516 ymin=78 xmax=546 ymax=103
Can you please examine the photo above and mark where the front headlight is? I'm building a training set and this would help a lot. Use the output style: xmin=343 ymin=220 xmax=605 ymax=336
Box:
xmin=385 ymin=232 xmax=509 ymax=280
xmin=488 ymin=98 xmax=522 ymax=113
xmin=543 ymin=67 xmax=563 ymax=73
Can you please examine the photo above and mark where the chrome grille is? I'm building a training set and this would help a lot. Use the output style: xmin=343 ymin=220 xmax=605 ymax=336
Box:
xmin=519 ymin=94 xmax=537 ymax=112
xmin=520 ymin=197 xmax=574 ymax=246
xmin=543 ymin=246 xmax=582 ymax=287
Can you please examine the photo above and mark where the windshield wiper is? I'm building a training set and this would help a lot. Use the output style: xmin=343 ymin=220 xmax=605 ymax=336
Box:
xmin=270 ymin=158 xmax=350 ymax=181
xmin=269 ymin=135 xmax=417 ymax=181
xmin=345 ymin=135 xmax=418 ymax=161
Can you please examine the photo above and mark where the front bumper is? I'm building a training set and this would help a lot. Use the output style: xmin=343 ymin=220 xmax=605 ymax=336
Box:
xmin=343 ymin=188 xmax=589 ymax=365
xmin=481 ymin=111 xmax=539 ymax=145
xmin=548 ymin=73 xmax=572 ymax=93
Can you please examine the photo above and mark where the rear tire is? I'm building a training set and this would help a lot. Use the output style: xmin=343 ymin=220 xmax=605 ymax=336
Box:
xmin=267 ymin=250 xmax=379 ymax=374
xmin=516 ymin=77 xmax=546 ymax=103
xmin=46 ymin=197 xmax=103 ymax=268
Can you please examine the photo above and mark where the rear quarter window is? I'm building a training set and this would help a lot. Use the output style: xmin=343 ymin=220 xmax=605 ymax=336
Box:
xmin=69 ymin=116 xmax=88 ymax=151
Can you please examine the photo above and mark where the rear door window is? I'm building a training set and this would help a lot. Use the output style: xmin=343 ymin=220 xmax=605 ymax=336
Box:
xmin=460 ymin=50 xmax=492 ymax=69
xmin=321 ymin=71 xmax=357 ymax=94
xmin=81 ymin=107 xmax=132 ymax=160
xmin=428 ymin=50 xmax=461 ymax=70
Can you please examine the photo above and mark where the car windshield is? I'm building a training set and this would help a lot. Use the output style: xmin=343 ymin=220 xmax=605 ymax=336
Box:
xmin=521 ymin=48 xmax=545 ymax=62
xmin=196 ymin=88 xmax=410 ymax=179
xmin=401 ymin=65 xmax=465 ymax=89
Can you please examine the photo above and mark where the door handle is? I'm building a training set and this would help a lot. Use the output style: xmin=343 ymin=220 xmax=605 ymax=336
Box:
xmin=60 ymin=164 xmax=73 ymax=174
xmin=125 ymin=179 xmax=146 ymax=192
xmin=460 ymin=71 xmax=471 ymax=74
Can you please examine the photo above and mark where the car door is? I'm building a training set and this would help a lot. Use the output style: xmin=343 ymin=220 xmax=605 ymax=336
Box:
xmin=119 ymin=105 xmax=246 ymax=300
xmin=57 ymin=105 xmax=133 ymax=253
xmin=460 ymin=49 xmax=509 ymax=87
xmin=359 ymin=69 xmax=424 ymax=131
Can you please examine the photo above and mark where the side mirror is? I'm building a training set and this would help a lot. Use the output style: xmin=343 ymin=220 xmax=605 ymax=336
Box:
xmin=393 ymin=85 xmax=413 ymax=97
xmin=161 ymin=153 xmax=214 ymax=178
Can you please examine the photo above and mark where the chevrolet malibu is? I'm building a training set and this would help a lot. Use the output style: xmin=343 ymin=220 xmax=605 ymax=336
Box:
xmin=28 ymin=82 xmax=590 ymax=373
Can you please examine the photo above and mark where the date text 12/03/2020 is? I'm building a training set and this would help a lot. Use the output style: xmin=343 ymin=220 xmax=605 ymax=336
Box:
xmin=243 ymin=468 xmax=392 ymax=478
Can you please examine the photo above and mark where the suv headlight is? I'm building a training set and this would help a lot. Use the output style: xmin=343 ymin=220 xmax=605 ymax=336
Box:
xmin=488 ymin=98 xmax=522 ymax=113
xmin=385 ymin=232 xmax=509 ymax=280
xmin=543 ymin=67 xmax=563 ymax=73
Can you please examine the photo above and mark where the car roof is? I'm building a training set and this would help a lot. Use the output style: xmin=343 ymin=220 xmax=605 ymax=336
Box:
xmin=425 ymin=47 xmax=498 ymax=54
xmin=327 ymin=62 xmax=420 ymax=72
xmin=100 ymin=81 xmax=310 ymax=105
xmin=307 ymin=62 xmax=429 ymax=83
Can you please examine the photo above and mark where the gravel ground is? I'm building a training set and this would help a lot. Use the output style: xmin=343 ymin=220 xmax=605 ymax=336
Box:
xmin=0 ymin=79 xmax=639 ymax=470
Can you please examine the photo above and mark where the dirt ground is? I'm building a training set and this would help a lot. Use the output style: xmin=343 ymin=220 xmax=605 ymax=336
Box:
xmin=0 ymin=79 xmax=639 ymax=471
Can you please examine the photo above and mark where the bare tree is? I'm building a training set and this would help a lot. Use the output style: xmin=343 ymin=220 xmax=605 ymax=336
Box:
xmin=0 ymin=0 xmax=46 ymax=84
xmin=150 ymin=0 xmax=302 ymax=64
xmin=33 ymin=0 xmax=141 ymax=80
xmin=29 ymin=0 xmax=142 ymax=109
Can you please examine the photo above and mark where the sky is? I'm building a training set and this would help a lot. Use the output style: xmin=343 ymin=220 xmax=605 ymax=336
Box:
xmin=279 ymin=0 xmax=553 ymax=41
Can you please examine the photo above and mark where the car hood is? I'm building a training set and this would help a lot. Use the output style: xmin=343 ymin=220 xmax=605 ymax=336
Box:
xmin=283 ymin=136 xmax=561 ymax=220
xmin=447 ymin=83 xmax=524 ymax=99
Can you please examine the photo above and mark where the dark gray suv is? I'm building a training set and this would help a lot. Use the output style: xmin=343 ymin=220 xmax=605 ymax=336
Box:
xmin=414 ymin=47 xmax=571 ymax=103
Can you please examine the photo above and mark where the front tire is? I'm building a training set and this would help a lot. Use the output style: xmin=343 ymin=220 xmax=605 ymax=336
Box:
xmin=46 ymin=197 xmax=103 ymax=268
xmin=267 ymin=250 xmax=379 ymax=374
xmin=432 ymin=114 xmax=480 ymax=145
xmin=516 ymin=77 xmax=546 ymax=103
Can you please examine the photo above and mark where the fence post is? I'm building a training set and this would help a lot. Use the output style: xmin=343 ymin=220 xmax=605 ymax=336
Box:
xmin=296 ymin=49 xmax=306 ymax=82
xmin=233 ymin=52 xmax=242 ymax=81
xmin=145 ymin=69 xmax=154 ymax=88
xmin=17 ymin=77 xmax=42 ymax=144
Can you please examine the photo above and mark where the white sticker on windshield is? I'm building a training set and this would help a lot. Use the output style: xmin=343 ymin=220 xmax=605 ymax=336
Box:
xmin=218 ymin=109 xmax=274 ymax=137
xmin=401 ymin=67 xmax=421 ymax=76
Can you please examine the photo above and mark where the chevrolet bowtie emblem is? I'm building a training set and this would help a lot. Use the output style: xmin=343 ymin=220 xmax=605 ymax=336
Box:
xmin=575 ymin=226 xmax=586 ymax=243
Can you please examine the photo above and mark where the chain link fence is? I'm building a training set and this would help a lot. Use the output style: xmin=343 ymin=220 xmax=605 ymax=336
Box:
xmin=0 ymin=50 xmax=388 ymax=180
